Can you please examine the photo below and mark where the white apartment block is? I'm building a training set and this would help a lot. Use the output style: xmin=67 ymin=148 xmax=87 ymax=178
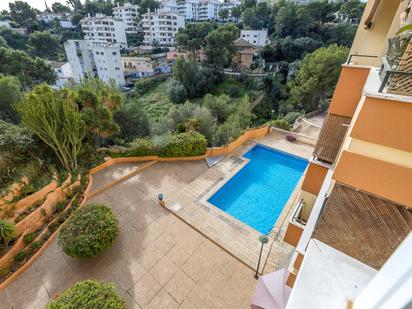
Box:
xmin=177 ymin=0 xmax=200 ymax=21
xmin=142 ymin=12 xmax=185 ymax=47
xmin=64 ymin=39 xmax=125 ymax=86
xmin=49 ymin=61 xmax=73 ymax=89
xmin=198 ymin=0 xmax=221 ymax=21
xmin=160 ymin=1 xmax=180 ymax=13
xmin=112 ymin=3 xmax=140 ymax=33
xmin=93 ymin=42 xmax=125 ymax=86
xmin=64 ymin=40 xmax=95 ymax=82
xmin=240 ymin=29 xmax=269 ymax=47
xmin=80 ymin=14 xmax=128 ymax=49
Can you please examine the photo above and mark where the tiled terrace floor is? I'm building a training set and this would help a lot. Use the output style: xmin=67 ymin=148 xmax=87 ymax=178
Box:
xmin=0 ymin=162 xmax=257 ymax=309
xmin=164 ymin=132 xmax=315 ymax=273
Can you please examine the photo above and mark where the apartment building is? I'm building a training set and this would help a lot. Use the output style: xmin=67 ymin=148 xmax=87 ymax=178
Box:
xmin=278 ymin=0 xmax=412 ymax=307
xmin=176 ymin=0 xmax=225 ymax=21
xmin=177 ymin=0 xmax=200 ymax=20
xmin=142 ymin=11 xmax=185 ymax=47
xmin=64 ymin=39 xmax=125 ymax=86
xmin=160 ymin=1 xmax=179 ymax=13
xmin=240 ymin=29 xmax=269 ymax=47
xmin=49 ymin=61 xmax=73 ymax=88
xmin=122 ymin=56 xmax=172 ymax=79
xmin=198 ymin=0 xmax=221 ymax=21
xmin=112 ymin=3 xmax=140 ymax=33
xmin=80 ymin=14 xmax=128 ymax=48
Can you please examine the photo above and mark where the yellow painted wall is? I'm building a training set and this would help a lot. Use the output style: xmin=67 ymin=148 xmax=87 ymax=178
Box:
xmin=348 ymin=138 xmax=412 ymax=169
xmin=349 ymin=0 xmax=400 ymax=66
xmin=300 ymin=191 xmax=317 ymax=222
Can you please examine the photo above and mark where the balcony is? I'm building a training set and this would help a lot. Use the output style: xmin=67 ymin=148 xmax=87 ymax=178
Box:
xmin=312 ymin=182 xmax=412 ymax=269
xmin=313 ymin=113 xmax=351 ymax=164
xmin=378 ymin=36 xmax=412 ymax=96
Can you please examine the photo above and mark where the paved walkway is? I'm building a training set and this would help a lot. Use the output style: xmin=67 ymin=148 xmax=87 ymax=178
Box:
xmin=0 ymin=162 xmax=257 ymax=309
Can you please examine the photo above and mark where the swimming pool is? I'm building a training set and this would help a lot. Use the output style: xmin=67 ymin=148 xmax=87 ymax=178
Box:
xmin=207 ymin=145 xmax=308 ymax=234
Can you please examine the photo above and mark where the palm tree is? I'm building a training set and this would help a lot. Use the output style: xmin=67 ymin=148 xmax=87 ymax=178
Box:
xmin=0 ymin=220 xmax=16 ymax=253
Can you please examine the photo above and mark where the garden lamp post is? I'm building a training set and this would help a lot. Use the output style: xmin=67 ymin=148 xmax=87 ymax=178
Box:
xmin=255 ymin=235 xmax=269 ymax=279
xmin=158 ymin=193 xmax=165 ymax=207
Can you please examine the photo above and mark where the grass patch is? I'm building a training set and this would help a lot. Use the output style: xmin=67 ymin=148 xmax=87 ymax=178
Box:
xmin=132 ymin=81 xmax=174 ymax=123
xmin=129 ymin=77 xmax=255 ymax=124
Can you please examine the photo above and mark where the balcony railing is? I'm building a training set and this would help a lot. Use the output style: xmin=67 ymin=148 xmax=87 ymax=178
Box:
xmin=378 ymin=36 xmax=412 ymax=96
xmin=313 ymin=113 xmax=351 ymax=164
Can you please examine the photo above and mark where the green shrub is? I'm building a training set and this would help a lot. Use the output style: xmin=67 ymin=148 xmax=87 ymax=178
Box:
xmin=126 ymin=138 xmax=156 ymax=157
xmin=23 ymin=233 xmax=36 ymax=245
xmin=134 ymin=78 xmax=157 ymax=96
xmin=127 ymin=132 xmax=207 ymax=158
xmin=155 ymin=131 xmax=207 ymax=157
xmin=271 ymin=119 xmax=290 ymax=131
xmin=46 ymin=280 xmax=126 ymax=309
xmin=225 ymin=86 xmax=241 ymax=98
xmin=13 ymin=251 xmax=26 ymax=263
xmin=284 ymin=112 xmax=303 ymax=125
xmin=0 ymin=266 xmax=10 ymax=277
xmin=30 ymin=241 xmax=42 ymax=252
xmin=58 ymin=204 xmax=119 ymax=258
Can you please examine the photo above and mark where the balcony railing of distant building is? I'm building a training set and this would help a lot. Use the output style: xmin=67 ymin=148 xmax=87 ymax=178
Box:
xmin=378 ymin=36 xmax=412 ymax=96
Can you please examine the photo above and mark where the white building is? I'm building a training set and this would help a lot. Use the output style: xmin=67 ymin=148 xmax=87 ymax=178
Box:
xmin=36 ymin=12 xmax=75 ymax=28
xmin=122 ymin=56 xmax=172 ymax=79
xmin=64 ymin=39 xmax=125 ymax=86
xmin=177 ymin=0 xmax=200 ymax=21
xmin=80 ymin=14 xmax=128 ymax=49
xmin=112 ymin=3 xmax=140 ymax=33
xmin=93 ymin=42 xmax=125 ymax=86
xmin=142 ymin=12 xmax=185 ymax=47
xmin=49 ymin=61 xmax=73 ymax=88
xmin=198 ymin=0 xmax=221 ymax=21
xmin=240 ymin=29 xmax=269 ymax=47
xmin=160 ymin=1 xmax=179 ymax=13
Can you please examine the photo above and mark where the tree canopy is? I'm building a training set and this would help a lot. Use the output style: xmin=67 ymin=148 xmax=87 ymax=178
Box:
xmin=0 ymin=47 xmax=56 ymax=88
xmin=288 ymin=44 xmax=349 ymax=112
xmin=26 ymin=31 xmax=62 ymax=60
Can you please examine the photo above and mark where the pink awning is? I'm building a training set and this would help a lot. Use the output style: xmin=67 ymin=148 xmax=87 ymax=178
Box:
xmin=251 ymin=268 xmax=292 ymax=309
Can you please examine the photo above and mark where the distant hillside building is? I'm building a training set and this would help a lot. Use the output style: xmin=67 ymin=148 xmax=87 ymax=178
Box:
xmin=160 ymin=1 xmax=180 ymax=13
xmin=80 ymin=14 xmax=128 ymax=49
xmin=64 ymin=39 xmax=125 ymax=86
xmin=198 ymin=0 xmax=221 ymax=21
xmin=122 ymin=56 xmax=172 ymax=79
xmin=232 ymin=38 xmax=257 ymax=69
xmin=142 ymin=11 xmax=185 ymax=47
xmin=240 ymin=29 xmax=269 ymax=47
xmin=36 ymin=12 xmax=75 ymax=28
xmin=49 ymin=61 xmax=73 ymax=88
xmin=112 ymin=3 xmax=140 ymax=33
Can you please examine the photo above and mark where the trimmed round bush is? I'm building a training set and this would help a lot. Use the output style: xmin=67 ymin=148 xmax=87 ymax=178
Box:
xmin=58 ymin=204 xmax=119 ymax=258
xmin=46 ymin=280 xmax=126 ymax=309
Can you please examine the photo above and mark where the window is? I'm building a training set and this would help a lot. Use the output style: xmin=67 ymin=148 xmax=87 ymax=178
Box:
xmin=113 ymin=51 xmax=117 ymax=55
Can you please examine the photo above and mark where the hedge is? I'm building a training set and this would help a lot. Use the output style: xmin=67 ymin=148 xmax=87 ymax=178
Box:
xmin=125 ymin=131 xmax=207 ymax=158
xmin=46 ymin=280 xmax=126 ymax=309
xmin=58 ymin=204 xmax=119 ymax=258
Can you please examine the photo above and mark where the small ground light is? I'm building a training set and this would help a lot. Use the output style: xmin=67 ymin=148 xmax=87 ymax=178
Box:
xmin=158 ymin=193 xmax=165 ymax=207
xmin=255 ymin=235 xmax=269 ymax=279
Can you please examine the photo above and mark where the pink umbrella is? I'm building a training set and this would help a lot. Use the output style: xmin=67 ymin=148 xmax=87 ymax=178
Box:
xmin=251 ymin=268 xmax=292 ymax=309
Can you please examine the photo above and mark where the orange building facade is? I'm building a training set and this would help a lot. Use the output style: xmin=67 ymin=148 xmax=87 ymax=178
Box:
xmin=282 ymin=0 xmax=412 ymax=300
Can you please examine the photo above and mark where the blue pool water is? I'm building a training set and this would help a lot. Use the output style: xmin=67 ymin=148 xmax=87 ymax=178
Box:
xmin=208 ymin=145 xmax=308 ymax=234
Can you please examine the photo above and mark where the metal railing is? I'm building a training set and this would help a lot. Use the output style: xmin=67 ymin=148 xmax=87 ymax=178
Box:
xmin=291 ymin=199 xmax=307 ymax=226
xmin=378 ymin=56 xmax=412 ymax=94
xmin=346 ymin=54 xmax=378 ymax=65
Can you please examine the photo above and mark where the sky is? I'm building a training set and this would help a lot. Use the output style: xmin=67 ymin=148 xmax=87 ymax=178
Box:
xmin=0 ymin=0 xmax=69 ymax=12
